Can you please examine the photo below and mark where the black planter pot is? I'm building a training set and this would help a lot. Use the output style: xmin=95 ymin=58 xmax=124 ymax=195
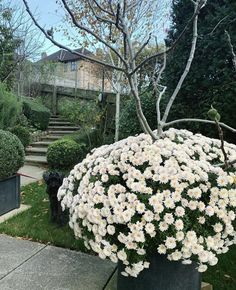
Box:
xmin=117 ymin=253 xmax=201 ymax=290
xmin=0 ymin=175 xmax=20 ymax=216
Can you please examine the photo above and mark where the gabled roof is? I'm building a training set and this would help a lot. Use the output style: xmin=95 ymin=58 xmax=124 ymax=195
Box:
xmin=42 ymin=48 xmax=92 ymax=62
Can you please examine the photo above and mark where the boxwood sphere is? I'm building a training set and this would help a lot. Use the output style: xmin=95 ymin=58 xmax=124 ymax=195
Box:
xmin=47 ymin=139 xmax=82 ymax=169
xmin=10 ymin=126 xmax=31 ymax=148
xmin=0 ymin=130 xmax=25 ymax=180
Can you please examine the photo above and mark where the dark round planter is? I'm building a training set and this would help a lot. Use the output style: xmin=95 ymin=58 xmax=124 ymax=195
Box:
xmin=0 ymin=175 xmax=20 ymax=216
xmin=117 ymin=253 xmax=201 ymax=290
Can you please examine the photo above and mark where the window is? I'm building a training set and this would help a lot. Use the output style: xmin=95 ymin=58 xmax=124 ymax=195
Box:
xmin=71 ymin=61 xmax=77 ymax=71
xmin=64 ymin=62 xmax=68 ymax=72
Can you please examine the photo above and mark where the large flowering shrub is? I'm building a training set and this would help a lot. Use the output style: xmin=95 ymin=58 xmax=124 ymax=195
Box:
xmin=58 ymin=129 xmax=236 ymax=277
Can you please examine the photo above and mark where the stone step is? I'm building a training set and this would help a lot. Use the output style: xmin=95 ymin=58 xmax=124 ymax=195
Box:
xmin=25 ymin=155 xmax=48 ymax=166
xmin=30 ymin=141 xmax=53 ymax=147
xmin=41 ymin=135 xmax=62 ymax=141
xmin=49 ymin=121 xmax=72 ymax=126
xmin=48 ymin=126 xmax=79 ymax=131
xmin=48 ymin=130 xmax=76 ymax=135
xmin=49 ymin=117 xmax=68 ymax=121
xmin=26 ymin=147 xmax=47 ymax=156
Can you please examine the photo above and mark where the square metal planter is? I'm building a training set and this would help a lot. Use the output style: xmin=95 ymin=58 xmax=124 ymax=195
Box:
xmin=0 ymin=175 xmax=20 ymax=216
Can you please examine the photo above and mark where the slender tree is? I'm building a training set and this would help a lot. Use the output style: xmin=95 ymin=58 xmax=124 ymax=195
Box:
xmin=22 ymin=0 xmax=236 ymax=145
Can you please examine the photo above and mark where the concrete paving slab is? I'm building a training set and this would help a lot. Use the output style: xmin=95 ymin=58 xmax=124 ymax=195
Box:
xmin=0 ymin=205 xmax=31 ymax=224
xmin=18 ymin=165 xmax=45 ymax=186
xmin=0 ymin=235 xmax=116 ymax=290
xmin=0 ymin=234 xmax=45 ymax=280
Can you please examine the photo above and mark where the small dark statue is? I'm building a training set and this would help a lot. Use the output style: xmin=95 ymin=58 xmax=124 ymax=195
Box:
xmin=43 ymin=171 xmax=68 ymax=226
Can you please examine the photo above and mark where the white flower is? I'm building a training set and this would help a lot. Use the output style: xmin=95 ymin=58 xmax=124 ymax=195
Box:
xmin=171 ymin=250 xmax=182 ymax=261
xmin=198 ymin=264 xmax=208 ymax=272
xmin=176 ymin=231 xmax=185 ymax=241
xmin=145 ymin=223 xmax=155 ymax=235
xmin=164 ymin=213 xmax=174 ymax=225
xmin=198 ymin=216 xmax=205 ymax=224
xmin=159 ymin=222 xmax=168 ymax=232
xmin=58 ymin=128 xmax=236 ymax=278
xmin=205 ymin=206 xmax=214 ymax=217
xmin=217 ymin=175 xmax=228 ymax=187
xmin=136 ymin=202 xmax=146 ymax=214
xmin=165 ymin=237 xmax=177 ymax=249
xmin=213 ymin=223 xmax=223 ymax=233
xmin=157 ymin=244 xmax=167 ymax=254
xmin=143 ymin=210 xmax=154 ymax=222
xmin=132 ymin=230 xmax=145 ymax=243
xmin=175 ymin=206 xmax=185 ymax=217
xmin=175 ymin=219 xmax=184 ymax=230
xmin=186 ymin=231 xmax=197 ymax=242
xmin=107 ymin=225 xmax=115 ymax=235
xmin=117 ymin=249 xmax=127 ymax=261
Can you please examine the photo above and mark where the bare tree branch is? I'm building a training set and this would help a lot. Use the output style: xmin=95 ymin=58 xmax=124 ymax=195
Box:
xmin=87 ymin=0 xmax=117 ymax=26
xmin=91 ymin=0 xmax=114 ymax=16
xmin=225 ymin=30 xmax=236 ymax=70
xmin=61 ymin=0 xmax=127 ymax=67
xmin=163 ymin=118 xmax=236 ymax=133
xmin=131 ymin=3 xmax=202 ymax=75
xmin=133 ymin=33 xmax=152 ymax=61
xmin=207 ymin=15 xmax=229 ymax=36
xmin=22 ymin=0 xmax=125 ymax=72
xmin=215 ymin=120 xmax=229 ymax=169
xmin=162 ymin=1 xmax=199 ymax=124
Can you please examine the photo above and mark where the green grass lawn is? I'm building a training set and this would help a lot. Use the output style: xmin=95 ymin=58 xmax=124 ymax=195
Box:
xmin=0 ymin=182 xmax=86 ymax=252
xmin=0 ymin=181 xmax=235 ymax=290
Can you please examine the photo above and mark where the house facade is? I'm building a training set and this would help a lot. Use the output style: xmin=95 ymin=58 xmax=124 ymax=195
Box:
xmin=40 ymin=48 xmax=112 ymax=92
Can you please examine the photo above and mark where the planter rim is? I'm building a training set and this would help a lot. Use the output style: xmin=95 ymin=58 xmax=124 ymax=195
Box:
xmin=0 ymin=174 xmax=19 ymax=182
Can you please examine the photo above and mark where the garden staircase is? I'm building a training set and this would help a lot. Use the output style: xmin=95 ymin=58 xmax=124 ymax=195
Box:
xmin=25 ymin=115 xmax=79 ymax=166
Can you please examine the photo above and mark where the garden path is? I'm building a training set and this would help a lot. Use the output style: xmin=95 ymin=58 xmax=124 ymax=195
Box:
xmin=0 ymin=234 xmax=116 ymax=290
xmin=18 ymin=165 xmax=45 ymax=186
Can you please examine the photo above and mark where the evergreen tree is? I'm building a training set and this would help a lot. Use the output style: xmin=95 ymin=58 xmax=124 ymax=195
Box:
xmin=164 ymin=0 xmax=236 ymax=142
xmin=0 ymin=3 xmax=21 ymax=88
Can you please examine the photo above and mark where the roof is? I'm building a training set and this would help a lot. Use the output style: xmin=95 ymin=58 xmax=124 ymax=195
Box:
xmin=41 ymin=48 xmax=93 ymax=62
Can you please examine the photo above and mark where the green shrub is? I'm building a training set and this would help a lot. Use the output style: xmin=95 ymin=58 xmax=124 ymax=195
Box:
xmin=16 ymin=114 xmax=29 ymax=127
xmin=0 ymin=83 xmax=22 ymax=129
xmin=119 ymin=92 xmax=157 ymax=139
xmin=67 ymin=128 xmax=103 ymax=153
xmin=10 ymin=126 xmax=31 ymax=148
xmin=47 ymin=139 xmax=82 ymax=169
xmin=58 ymin=98 xmax=102 ymax=128
xmin=0 ymin=130 xmax=25 ymax=180
xmin=22 ymin=98 xmax=50 ymax=130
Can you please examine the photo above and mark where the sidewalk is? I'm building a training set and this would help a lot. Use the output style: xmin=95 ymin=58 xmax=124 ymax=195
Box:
xmin=0 ymin=234 xmax=115 ymax=290
xmin=18 ymin=165 xmax=45 ymax=186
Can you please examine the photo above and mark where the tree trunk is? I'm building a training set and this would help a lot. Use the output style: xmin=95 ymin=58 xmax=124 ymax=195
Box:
xmin=115 ymin=88 xmax=121 ymax=142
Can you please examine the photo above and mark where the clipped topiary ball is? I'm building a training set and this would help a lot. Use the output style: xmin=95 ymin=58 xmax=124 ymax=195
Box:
xmin=10 ymin=126 xmax=31 ymax=148
xmin=47 ymin=139 xmax=82 ymax=169
xmin=0 ymin=130 xmax=25 ymax=180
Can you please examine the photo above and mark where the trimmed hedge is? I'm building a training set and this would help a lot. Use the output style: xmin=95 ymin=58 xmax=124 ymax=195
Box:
xmin=0 ymin=84 xmax=22 ymax=130
xmin=0 ymin=130 xmax=25 ymax=180
xmin=10 ymin=126 xmax=31 ymax=148
xmin=47 ymin=139 xmax=83 ymax=169
xmin=22 ymin=98 xmax=50 ymax=130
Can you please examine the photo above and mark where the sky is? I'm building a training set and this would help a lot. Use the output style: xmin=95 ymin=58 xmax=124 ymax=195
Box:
xmin=12 ymin=0 xmax=68 ymax=56
xmin=10 ymin=0 xmax=172 ymax=60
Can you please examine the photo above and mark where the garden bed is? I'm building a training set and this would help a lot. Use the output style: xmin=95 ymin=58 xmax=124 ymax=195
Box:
xmin=0 ymin=182 xmax=86 ymax=252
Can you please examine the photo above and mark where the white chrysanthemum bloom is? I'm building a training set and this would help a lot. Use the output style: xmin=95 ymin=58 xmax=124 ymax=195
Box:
xmin=58 ymin=128 xmax=236 ymax=277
